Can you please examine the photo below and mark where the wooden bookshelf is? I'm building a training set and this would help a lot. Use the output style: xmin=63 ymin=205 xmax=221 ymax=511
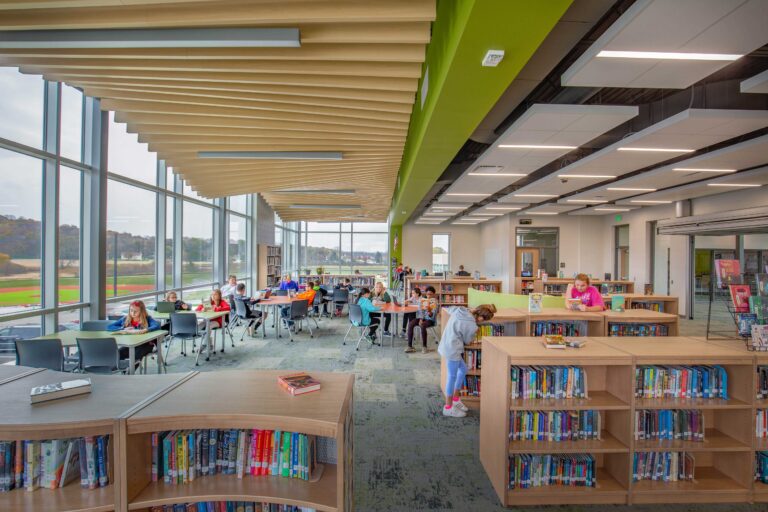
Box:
xmin=480 ymin=337 xmax=633 ymax=506
xmin=0 ymin=368 xmax=354 ymax=512
xmin=609 ymin=294 xmax=680 ymax=316
xmin=406 ymin=278 xmax=502 ymax=307
xmin=258 ymin=244 xmax=282 ymax=289
xmin=522 ymin=278 xmax=635 ymax=296
xmin=438 ymin=308 xmax=527 ymax=410
xmin=601 ymin=309 xmax=679 ymax=336
xmin=514 ymin=277 xmax=536 ymax=295
xmin=322 ymin=274 xmax=376 ymax=288
xmin=527 ymin=308 xmax=605 ymax=337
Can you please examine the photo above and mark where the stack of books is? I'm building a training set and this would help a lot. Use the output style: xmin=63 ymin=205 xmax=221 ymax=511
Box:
xmin=151 ymin=430 xmax=326 ymax=484
xmin=509 ymin=454 xmax=596 ymax=489
xmin=530 ymin=321 xmax=587 ymax=337
xmin=0 ymin=436 xmax=109 ymax=492
xmin=509 ymin=411 xmax=601 ymax=441
xmin=148 ymin=504 xmax=316 ymax=512
xmin=510 ymin=366 xmax=589 ymax=400
xmin=608 ymin=323 xmax=669 ymax=336
xmin=634 ymin=410 xmax=705 ymax=441
xmin=632 ymin=452 xmax=695 ymax=482
xmin=634 ymin=365 xmax=728 ymax=399
xmin=463 ymin=349 xmax=481 ymax=370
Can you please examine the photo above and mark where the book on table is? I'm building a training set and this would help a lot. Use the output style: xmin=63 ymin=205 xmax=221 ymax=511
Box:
xmin=277 ymin=372 xmax=321 ymax=395
xmin=30 ymin=378 xmax=92 ymax=404
xmin=541 ymin=334 xmax=566 ymax=349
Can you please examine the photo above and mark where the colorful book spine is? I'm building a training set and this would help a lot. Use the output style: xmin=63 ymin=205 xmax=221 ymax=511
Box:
xmin=509 ymin=410 xmax=601 ymax=441
xmin=510 ymin=366 xmax=589 ymax=399
xmin=608 ymin=323 xmax=669 ymax=336
xmin=635 ymin=410 xmax=705 ymax=441
xmin=460 ymin=375 xmax=481 ymax=397
xmin=509 ymin=454 xmax=596 ymax=489
xmin=530 ymin=321 xmax=587 ymax=337
xmin=632 ymin=451 xmax=695 ymax=481
xmin=634 ymin=365 xmax=728 ymax=399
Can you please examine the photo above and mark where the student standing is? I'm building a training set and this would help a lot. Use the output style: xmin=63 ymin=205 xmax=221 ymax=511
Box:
xmin=107 ymin=300 xmax=161 ymax=363
xmin=356 ymin=287 xmax=382 ymax=341
xmin=564 ymin=273 xmax=606 ymax=312
xmin=370 ymin=282 xmax=393 ymax=335
xmin=405 ymin=285 xmax=438 ymax=354
xmin=438 ymin=304 xmax=497 ymax=417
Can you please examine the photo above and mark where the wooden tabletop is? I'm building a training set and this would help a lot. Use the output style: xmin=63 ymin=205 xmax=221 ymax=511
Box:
xmin=0 ymin=369 xmax=189 ymax=438
xmin=525 ymin=307 xmax=604 ymax=321
xmin=376 ymin=303 xmax=418 ymax=313
xmin=601 ymin=309 xmax=678 ymax=321
xmin=592 ymin=337 xmax=752 ymax=364
xmin=128 ymin=370 xmax=354 ymax=437
xmin=0 ymin=366 xmax=44 ymax=386
xmin=153 ymin=310 xmax=228 ymax=321
xmin=607 ymin=294 xmax=677 ymax=300
xmin=34 ymin=329 xmax=167 ymax=347
xmin=488 ymin=308 xmax=528 ymax=322
xmin=484 ymin=337 xmax=632 ymax=365
xmin=258 ymin=296 xmax=300 ymax=305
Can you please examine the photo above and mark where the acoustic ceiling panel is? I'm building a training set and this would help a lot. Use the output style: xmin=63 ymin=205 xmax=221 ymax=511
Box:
xmin=511 ymin=108 xmax=768 ymax=198
xmin=443 ymin=103 xmax=637 ymax=195
xmin=615 ymin=166 xmax=768 ymax=204
xmin=568 ymin=205 xmax=641 ymax=215
xmin=741 ymin=69 xmax=768 ymax=94
xmin=562 ymin=0 xmax=768 ymax=89
xmin=0 ymin=0 xmax=435 ymax=221
xmin=565 ymin=133 xmax=768 ymax=203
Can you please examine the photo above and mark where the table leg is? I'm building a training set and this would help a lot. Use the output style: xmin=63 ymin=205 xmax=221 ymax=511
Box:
xmin=128 ymin=347 xmax=136 ymax=375
xmin=155 ymin=335 xmax=165 ymax=373
xmin=261 ymin=305 xmax=267 ymax=337
xmin=203 ymin=319 xmax=213 ymax=355
xmin=275 ymin=305 xmax=281 ymax=339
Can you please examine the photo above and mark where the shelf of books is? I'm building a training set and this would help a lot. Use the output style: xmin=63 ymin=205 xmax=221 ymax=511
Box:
xmin=519 ymin=279 xmax=635 ymax=297
xmin=406 ymin=279 xmax=502 ymax=307
xmin=613 ymin=295 xmax=680 ymax=317
xmin=480 ymin=337 xmax=633 ymax=506
xmin=514 ymin=277 xmax=536 ymax=295
xmin=526 ymin=308 xmax=605 ymax=338
xmin=323 ymin=275 xmax=375 ymax=288
xmin=258 ymin=245 xmax=282 ymax=289
xmin=438 ymin=308 xmax=527 ymax=410
xmin=298 ymin=275 xmax=322 ymax=286
xmin=601 ymin=309 xmax=679 ymax=337
xmin=0 ymin=368 xmax=354 ymax=512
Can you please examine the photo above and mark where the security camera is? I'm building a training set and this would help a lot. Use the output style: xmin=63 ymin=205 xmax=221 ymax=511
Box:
xmin=560 ymin=177 xmax=568 ymax=184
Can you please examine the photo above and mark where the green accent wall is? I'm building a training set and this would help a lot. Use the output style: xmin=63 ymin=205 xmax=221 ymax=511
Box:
xmin=390 ymin=0 xmax=572 ymax=225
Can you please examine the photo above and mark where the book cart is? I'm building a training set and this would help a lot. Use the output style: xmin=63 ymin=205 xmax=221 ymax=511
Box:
xmin=601 ymin=309 xmax=679 ymax=337
xmin=0 ymin=368 xmax=354 ymax=512
xmin=406 ymin=278 xmax=502 ymax=307
xmin=438 ymin=308 xmax=527 ymax=410
xmin=479 ymin=336 xmax=757 ymax=506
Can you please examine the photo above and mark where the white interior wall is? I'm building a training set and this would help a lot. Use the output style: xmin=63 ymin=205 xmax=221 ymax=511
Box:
xmin=480 ymin=216 xmax=512 ymax=291
xmin=402 ymin=223 xmax=484 ymax=276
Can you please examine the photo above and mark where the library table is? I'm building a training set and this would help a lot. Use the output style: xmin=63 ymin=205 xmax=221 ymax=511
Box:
xmin=257 ymin=296 xmax=303 ymax=339
xmin=375 ymin=302 xmax=418 ymax=347
xmin=34 ymin=329 xmax=167 ymax=374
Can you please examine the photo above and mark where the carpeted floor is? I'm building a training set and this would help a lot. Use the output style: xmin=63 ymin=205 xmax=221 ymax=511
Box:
xmin=142 ymin=304 xmax=760 ymax=511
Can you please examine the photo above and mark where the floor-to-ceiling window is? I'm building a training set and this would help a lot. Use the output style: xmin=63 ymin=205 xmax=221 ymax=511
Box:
xmin=432 ymin=233 xmax=450 ymax=274
xmin=299 ymin=221 xmax=389 ymax=276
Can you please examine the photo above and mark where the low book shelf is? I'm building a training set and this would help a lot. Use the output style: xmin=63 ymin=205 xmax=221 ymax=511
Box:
xmin=613 ymin=295 xmax=680 ymax=316
xmin=479 ymin=336 xmax=758 ymax=506
xmin=406 ymin=279 xmax=502 ymax=308
xmin=0 ymin=368 xmax=354 ymax=512
xmin=601 ymin=309 xmax=679 ymax=337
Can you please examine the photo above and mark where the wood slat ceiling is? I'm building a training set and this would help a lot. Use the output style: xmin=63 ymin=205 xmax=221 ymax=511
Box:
xmin=0 ymin=0 xmax=435 ymax=221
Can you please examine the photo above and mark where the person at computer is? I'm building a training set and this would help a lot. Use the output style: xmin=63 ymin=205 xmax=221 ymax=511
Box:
xmin=234 ymin=283 xmax=265 ymax=335
xmin=164 ymin=290 xmax=190 ymax=310
xmin=455 ymin=265 xmax=471 ymax=277
xmin=279 ymin=273 xmax=298 ymax=292
xmin=220 ymin=275 xmax=238 ymax=297
xmin=564 ymin=273 xmax=605 ymax=312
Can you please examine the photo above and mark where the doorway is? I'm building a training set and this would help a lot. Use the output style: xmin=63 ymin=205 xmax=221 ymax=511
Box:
xmin=614 ymin=225 xmax=629 ymax=280
xmin=516 ymin=248 xmax=540 ymax=277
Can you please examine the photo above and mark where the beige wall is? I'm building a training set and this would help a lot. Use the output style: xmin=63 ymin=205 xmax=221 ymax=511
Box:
xmin=402 ymin=223 xmax=484 ymax=277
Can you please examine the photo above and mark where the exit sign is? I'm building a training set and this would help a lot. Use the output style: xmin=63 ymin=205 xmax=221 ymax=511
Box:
xmin=615 ymin=214 xmax=622 ymax=222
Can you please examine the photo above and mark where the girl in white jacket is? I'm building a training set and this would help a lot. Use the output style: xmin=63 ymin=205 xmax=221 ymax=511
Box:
xmin=438 ymin=304 xmax=497 ymax=417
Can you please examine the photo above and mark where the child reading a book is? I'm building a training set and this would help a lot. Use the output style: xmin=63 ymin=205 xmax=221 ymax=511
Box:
xmin=565 ymin=274 xmax=605 ymax=312
xmin=400 ymin=287 xmax=421 ymax=337
xmin=107 ymin=300 xmax=160 ymax=364
xmin=405 ymin=285 xmax=438 ymax=353
xmin=438 ymin=304 xmax=497 ymax=417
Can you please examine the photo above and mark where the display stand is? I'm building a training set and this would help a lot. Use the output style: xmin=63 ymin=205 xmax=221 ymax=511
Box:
xmin=705 ymin=270 xmax=751 ymax=341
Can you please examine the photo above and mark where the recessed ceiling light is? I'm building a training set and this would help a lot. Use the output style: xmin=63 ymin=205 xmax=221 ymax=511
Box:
xmin=433 ymin=206 xmax=469 ymax=209
xmin=498 ymin=144 xmax=577 ymax=150
xmin=672 ymin=168 xmax=736 ymax=173
xmin=416 ymin=221 xmax=443 ymax=225
xmin=607 ymin=187 xmax=657 ymax=192
xmin=468 ymin=172 xmax=526 ymax=177
xmin=468 ymin=213 xmax=496 ymax=217
xmin=423 ymin=212 xmax=450 ymax=216
xmin=527 ymin=212 xmax=558 ymax=215
xmin=452 ymin=222 xmax=481 ymax=225
xmin=566 ymin=199 xmax=608 ymax=203
xmin=707 ymin=183 xmax=761 ymax=187
xmin=475 ymin=212 xmax=505 ymax=216
xmin=486 ymin=206 xmax=522 ymax=210
xmin=630 ymin=200 xmax=672 ymax=204
xmin=559 ymin=174 xmax=616 ymax=179
xmin=446 ymin=193 xmax=489 ymax=197
xmin=199 ymin=151 xmax=342 ymax=160
xmin=617 ymin=147 xmax=694 ymax=153
xmin=594 ymin=207 xmax=632 ymax=212
xmin=597 ymin=50 xmax=742 ymax=61
xmin=514 ymin=193 xmax=557 ymax=198
xmin=288 ymin=204 xmax=360 ymax=209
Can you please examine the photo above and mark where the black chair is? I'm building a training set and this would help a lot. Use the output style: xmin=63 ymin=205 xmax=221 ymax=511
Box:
xmin=281 ymin=299 xmax=311 ymax=342
xmin=166 ymin=312 xmax=202 ymax=363
xmin=332 ymin=289 xmax=349 ymax=316
xmin=14 ymin=338 xmax=72 ymax=371
xmin=76 ymin=337 xmax=129 ymax=374
xmin=81 ymin=320 xmax=112 ymax=331
xmin=233 ymin=297 xmax=258 ymax=342
xmin=343 ymin=304 xmax=377 ymax=350
xmin=273 ymin=290 xmax=289 ymax=296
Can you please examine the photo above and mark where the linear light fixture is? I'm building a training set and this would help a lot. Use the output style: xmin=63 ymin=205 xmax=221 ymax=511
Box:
xmin=0 ymin=28 xmax=301 ymax=48
xmin=486 ymin=206 xmax=522 ymax=210
xmin=514 ymin=193 xmax=557 ymax=198
xmin=526 ymin=212 xmax=558 ymax=215
xmin=199 ymin=151 xmax=342 ymax=160
xmin=559 ymin=174 xmax=616 ymax=179
xmin=423 ymin=212 xmax=451 ymax=216
xmin=274 ymin=189 xmax=355 ymax=195
xmin=416 ymin=221 xmax=443 ymax=224
xmin=630 ymin=200 xmax=672 ymax=204
xmin=452 ymin=222 xmax=481 ymax=225
xmin=498 ymin=144 xmax=577 ymax=150
xmin=707 ymin=183 xmax=762 ymax=187
xmin=468 ymin=172 xmax=526 ymax=177
xmin=288 ymin=204 xmax=361 ymax=210
xmin=607 ymin=187 xmax=657 ymax=192
xmin=597 ymin=50 xmax=742 ymax=61
xmin=446 ymin=193 xmax=489 ymax=196
xmin=594 ymin=207 xmax=631 ymax=212
xmin=617 ymin=147 xmax=694 ymax=153
xmin=566 ymin=199 xmax=608 ymax=203
xmin=672 ymin=168 xmax=736 ymax=173
xmin=473 ymin=212 xmax=505 ymax=216
xmin=432 ymin=205 xmax=469 ymax=209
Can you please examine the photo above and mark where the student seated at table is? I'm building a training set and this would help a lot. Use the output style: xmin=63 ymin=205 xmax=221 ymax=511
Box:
xmin=279 ymin=273 xmax=299 ymax=292
xmin=234 ymin=283 xmax=265 ymax=335
xmin=455 ymin=265 xmax=471 ymax=277
xmin=334 ymin=278 xmax=355 ymax=316
xmin=400 ymin=287 xmax=421 ymax=337
xmin=405 ymin=286 xmax=438 ymax=354
xmin=564 ymin=273 xmax=606 ymax=312
xmin=107 ymin=300 xmax=160 ymax=362
xmin=164 ymin=291 xmax=190 ymax=311
xmin=220 ymin=275 xmax=238 ymax=298
xmin=371 ymin=282 xmax=393 ymax=335
xmin=313 ymin=281 xmax=329 ymax=314
xmin=281 ymin=281 xmax=317 ymax=327
xmin=356 ymin=287 xmax=381 ymax=341
xmin=195 ymin=288 xmax=230 ymax=330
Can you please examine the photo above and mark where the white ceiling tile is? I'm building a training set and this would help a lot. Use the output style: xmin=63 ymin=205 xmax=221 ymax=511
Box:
xmin=741 ymin=69 xmax=768 ymax=94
